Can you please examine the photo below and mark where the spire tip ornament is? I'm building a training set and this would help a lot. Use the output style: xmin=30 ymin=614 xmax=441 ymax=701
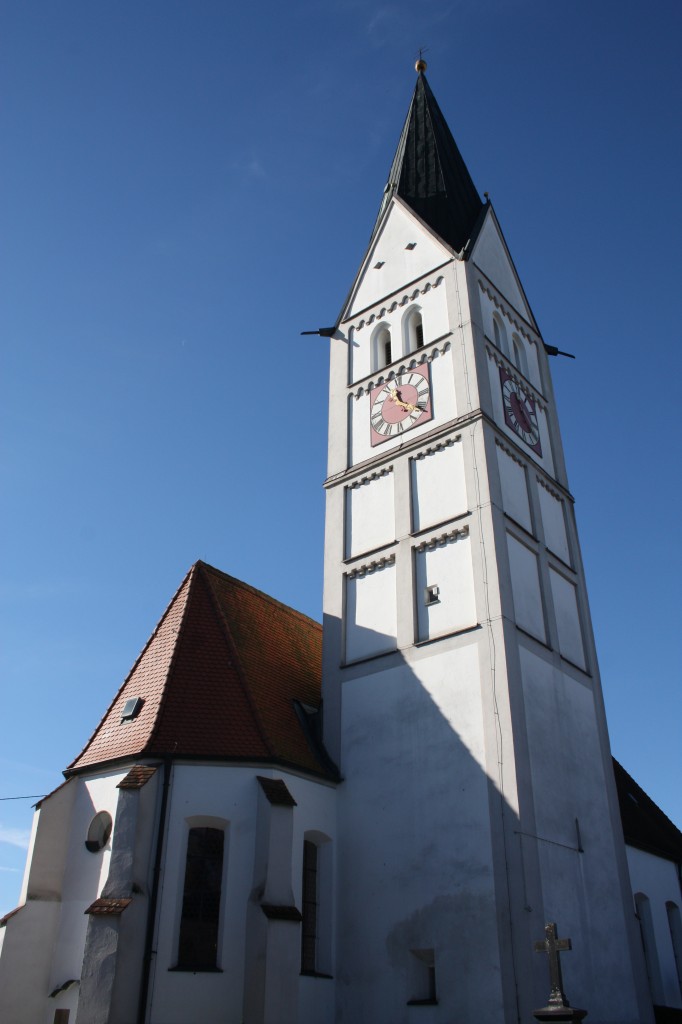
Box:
xmin=415 ymin=58 xmax=427 ymax=73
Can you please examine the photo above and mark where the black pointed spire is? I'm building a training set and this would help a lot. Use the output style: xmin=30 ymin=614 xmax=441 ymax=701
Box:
xmin=374 ymin=67 xmax=484 ymax=253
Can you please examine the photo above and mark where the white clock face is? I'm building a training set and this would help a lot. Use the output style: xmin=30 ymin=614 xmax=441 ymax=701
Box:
xmin=370 ymin=370 xmax=432 ymax=445
xmin=500 ymin=368 xmax=542 ymax=454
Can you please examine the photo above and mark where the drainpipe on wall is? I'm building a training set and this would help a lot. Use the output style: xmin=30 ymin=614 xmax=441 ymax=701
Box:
xmin=137 ymin=757 xmax=172 ymax=1024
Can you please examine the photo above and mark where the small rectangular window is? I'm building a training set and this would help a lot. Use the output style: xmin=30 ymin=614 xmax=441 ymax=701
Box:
xmin=407 ymin=948 xmax=437 ymax=1005
xmin=415 ymin=323 xmax=424 ymax=348
xmin=425 ymin=584 xmax=440 ymax=606
xmin=121 ymin=696 xmax=143 ymax=722
xmin=53 ymin=1012 xmax=70 ymax=1024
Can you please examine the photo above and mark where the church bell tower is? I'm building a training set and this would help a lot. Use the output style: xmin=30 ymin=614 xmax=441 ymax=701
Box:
xmin=321 ymin=63 xmax=651 ymax=1024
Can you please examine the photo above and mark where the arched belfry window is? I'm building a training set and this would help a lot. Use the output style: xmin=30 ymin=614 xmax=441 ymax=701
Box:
xmin=493 ymin=315 xmax=509 ymax=358
xmin=176 ymin=826 xmax=225 ymax=971
xmin=512 ymin=334 xmax=529 ymax=378
xmin=372 ymin=326 xmax=392 ymax=371
xmin=404 ymin=307 xmax=424 ymax=354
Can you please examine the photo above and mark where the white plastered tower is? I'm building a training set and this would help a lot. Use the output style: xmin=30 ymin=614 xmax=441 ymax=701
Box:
xmin=321 ymin=66 xmax=651 ymax=1024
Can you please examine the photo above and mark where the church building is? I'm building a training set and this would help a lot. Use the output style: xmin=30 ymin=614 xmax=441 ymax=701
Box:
xmin=1 ymin=64 xmax=681 ymax=1024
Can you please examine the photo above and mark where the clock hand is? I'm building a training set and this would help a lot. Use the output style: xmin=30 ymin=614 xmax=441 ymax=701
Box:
xmin=390 ymin=388 xmax=421 ymax=412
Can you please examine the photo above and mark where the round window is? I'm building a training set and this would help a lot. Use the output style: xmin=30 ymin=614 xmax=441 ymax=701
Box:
xmin=85 ymin=811 xmax=113 ymax=853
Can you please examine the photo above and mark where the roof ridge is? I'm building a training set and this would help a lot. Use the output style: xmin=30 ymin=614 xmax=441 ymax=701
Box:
xmin=65 ymin=565 xmax=196 ymax=772
xmin=196 ymin=563 xmax=276 ymax=757
xmin=196 ymin=560 xmax=322 ymax=631
xmin=614 ymin=757 xmax=682 ymax=841
xmin=143 ymin=563 xmax=203 ymax=753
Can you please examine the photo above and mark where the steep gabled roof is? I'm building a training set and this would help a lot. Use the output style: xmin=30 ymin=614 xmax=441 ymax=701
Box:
xmin=67 ymin=562 xmax=333 ymax=779
xmin=613 ymin=758 xmax=682 ymax=863
xmin=372 ymin=70 xmax=484 ymax=255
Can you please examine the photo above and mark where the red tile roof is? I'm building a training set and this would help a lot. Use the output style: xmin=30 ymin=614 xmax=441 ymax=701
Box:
xmin=117 ymin=765 xmax=158 ymax=789
xmin=67 ymin=563 xmax=331 ymax=778
xmin=0 ymin=905 xmax=23 ymax=928
xmin=85 ymin=897 xmax=132 ymax=916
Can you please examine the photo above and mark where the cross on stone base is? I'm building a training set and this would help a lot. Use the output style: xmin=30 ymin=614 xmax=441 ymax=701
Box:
xmin=533 ymin=923 xmax=587 ymax=1023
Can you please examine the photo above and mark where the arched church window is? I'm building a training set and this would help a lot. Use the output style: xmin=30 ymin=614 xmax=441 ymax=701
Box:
xmin=301 ymin=839 xmax=318 ymax=973
xmin=176 ymin=827 xmax=225 ymax=971
xmin=300 ymin=832 xmax=333 ymax=976
xmin=666 ymin=902 xmax=682 ymax=996
xmin=372 ymin=326 xmax=392 ymax=370
xmin=635 ymin=892 xmax=664 ymax=1003
xmin=493 ymin=315 xmax=509 ymax=358
xmin=404 ymin=307 xmax=424 ymax=354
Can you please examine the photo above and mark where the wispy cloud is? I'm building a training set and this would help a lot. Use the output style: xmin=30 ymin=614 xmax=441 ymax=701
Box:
xmin=246 ymin=158 xmax=266 ymax=180
xmin=229 ymin=156 xmax=267 ymax=181
xmin=0 ymin=826 xmax=31 ymax=850
xmin=0 ymin=865 xmax=20 ymax=873
xmin=367 ymin=7 xmax=391 ymax=34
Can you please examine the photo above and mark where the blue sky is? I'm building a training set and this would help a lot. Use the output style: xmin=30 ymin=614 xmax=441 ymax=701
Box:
xmin=1 ymin=0 xmax=680 ymax=914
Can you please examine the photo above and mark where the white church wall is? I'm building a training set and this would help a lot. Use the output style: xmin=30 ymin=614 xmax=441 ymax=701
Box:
xmin=524 ymin=337 xmax=541 ymax=391
xmin=472 ymin=217 xmax=532 ymax=330
xmin=0 ymin=770 xmax=126 ymax=1024
xmin=148 ymin=765 xmax=254 ymax=1024
xmin=410 ymin=438 xmax=467 ymax=532
xmin=346 ymin=201 xmax=452 ymax=323
xmin=109 ymin=773 xmax=163 ymax=1024
xmin=414 ymin=531 xmax=476 ymax=642
xmin=0 ymin=902 xmax=62 ymax=1024
xmin=337 ymin=646 xmax=506 ymax=1022
xmin=496 ymin=442 xmax=532 ymax=532
xmin=350 ymin=344 xmax=457 ymax=467
xmin=345 ymin=468 xmax=395 ymax=558
xmin=23 ymin=779 xmax=77 ymax=903
xmin=288 ymin=776 xmax=337 ymax=1024
xmin=519 ymin=648 xmax=644 ymax=1022
xmin=626 ymin=845 xmax=682 ymax=1009
xmin=535 ymin=405 xmax=554 ymax=475
xmin=506 ymin=533 xmax=546 ymax=641
xmin=345 ymin=560 xmax=397 ymax=662
xmin=146 ymin=764 xmax=337 ymax=1024
xmin=51 ymin=771 xmax=126 ymax=992
xmin=0 ymin=781 xmax=76 ymax=1024
xmin=476 ymin=281 xmax=542 ymax=396
xmin=548 ymin=567 xmax=585 ymax=669
xmin=348 ymin=271 xmax=451 ymax=385
xmin=485 ymin=344 xmax=554 ymax=478
xmin=538 ymin=479 xmax=570 ymax=564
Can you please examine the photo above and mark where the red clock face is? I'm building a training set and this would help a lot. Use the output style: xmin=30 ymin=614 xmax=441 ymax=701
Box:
xmin=370 ymin=368 xmax=432 ymax=446
xmin=499 ymin=366 xmax=542 ymax=455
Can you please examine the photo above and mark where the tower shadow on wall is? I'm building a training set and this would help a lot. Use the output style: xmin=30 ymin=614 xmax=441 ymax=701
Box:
xmin=323 ymin=613 xmax=604 ymax=1024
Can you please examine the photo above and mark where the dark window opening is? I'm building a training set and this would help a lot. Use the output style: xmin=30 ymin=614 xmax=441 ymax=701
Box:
xmin=407 ymin=948 xmax=437 ymax=1005
xmin=384 ymin=338 xmax=392 ymax=366
xmin=415 ymin=322 xmax=424 ymax=349
xmin=177 ymin=827 xmax=224 ymax=971
xmin=121 ymin=696 xmax=143 ymax=722
xmin=85 ymin=811 xmax=112 ymax=853
xmin=301 ymin=840 xmax=318 ymax=973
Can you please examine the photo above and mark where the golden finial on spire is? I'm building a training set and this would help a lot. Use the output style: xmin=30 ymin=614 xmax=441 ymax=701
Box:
xmin=415 ymin=46 xmax=427 ymax=73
